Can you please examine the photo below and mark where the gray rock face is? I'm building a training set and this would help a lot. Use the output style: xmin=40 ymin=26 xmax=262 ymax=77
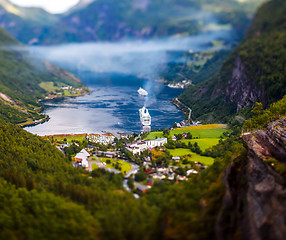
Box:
xmin=225 ymin=56 xmax=263 ymax=112
xmin=216 ymin=118 xmax=286 ymax=240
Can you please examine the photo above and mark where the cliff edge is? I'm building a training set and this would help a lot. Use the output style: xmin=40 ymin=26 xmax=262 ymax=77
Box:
xmin=216 ymin=117 xmax=286 ymax=240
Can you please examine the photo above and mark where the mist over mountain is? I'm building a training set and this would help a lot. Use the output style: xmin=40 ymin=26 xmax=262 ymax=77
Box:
xmin=26 ymin=29 xmax=233 ymax=77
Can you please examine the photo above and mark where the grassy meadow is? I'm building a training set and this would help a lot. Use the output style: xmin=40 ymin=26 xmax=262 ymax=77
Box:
xmin=146 ymin=124 xmax=229 ymax=166
xmin=180 ymin=139 xmax=220 ymax=151
xmin=146 ymin=124 xmax=229 ymax=140
xmin=43 ymin=134 xmax=87 ymax=142
xmin=168 ymin=148 xmax=214 ymax=166
xmin=92 ymin=157 xmax=132 ymax=174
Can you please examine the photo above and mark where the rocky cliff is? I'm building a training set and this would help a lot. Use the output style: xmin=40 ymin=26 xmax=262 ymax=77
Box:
xmin=179 ymin=0 xmax=286 ymax=122
xmin=224 ymin=56 xmax=263 ymax=112
xmin=216 ymin=117 xmax=286 ymax=240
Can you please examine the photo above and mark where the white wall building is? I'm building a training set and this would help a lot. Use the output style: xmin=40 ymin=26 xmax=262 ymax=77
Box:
xmin=127 ymin=138 xmax=167 ymax=155
xmin=127 ymin=141 xmax=149 ymax=155
xmin=74 ymin=149 xmax=90 ymax=168
xmin=145 ymin=138 xmax=167 ymax=148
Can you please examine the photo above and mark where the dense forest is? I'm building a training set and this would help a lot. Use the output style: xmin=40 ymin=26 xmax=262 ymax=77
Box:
xmin=179 ymin=0 xmax=286 ymax=122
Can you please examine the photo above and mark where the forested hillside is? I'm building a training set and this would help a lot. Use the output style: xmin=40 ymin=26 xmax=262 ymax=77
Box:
xmin=1 ymin=96 xmax=285 ymax=239
xmin=0 ymin=27 xmax=89 ymax=124
xmin=0 ymin=116 xmax=243 ymax=239
xmin=0 ymin=119 xmax=157 ymax=239
xmin=179 ymin=0 xmax=286 ymax=122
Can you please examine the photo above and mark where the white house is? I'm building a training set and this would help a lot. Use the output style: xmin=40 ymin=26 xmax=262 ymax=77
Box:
xmin=172 ymin=156 xmax=181 ymax=162
xmin=74 ymin=149 xmax=90 ymax=169
xmin=157 ymin=167 xmax=169 ymax=174
xmin=171 ymin=135 xmax=177 ymax=141
xmin=152 ymin=173 xmax=166 ymax=180
xmin=145 ymin=138 xmax=167 ymax=148
xmin=186 ymin=169 xmax=198 ymax=176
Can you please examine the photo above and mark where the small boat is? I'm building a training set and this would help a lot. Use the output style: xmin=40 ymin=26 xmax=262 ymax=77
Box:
xmin=139 ymin=106 xmax=151 ymax=126
xmin=137 ymin=87 xmax=148 ymax=96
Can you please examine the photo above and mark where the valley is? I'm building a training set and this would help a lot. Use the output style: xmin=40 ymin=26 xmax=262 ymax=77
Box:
xmin=0 ymin=0 xmax=285 ymax=240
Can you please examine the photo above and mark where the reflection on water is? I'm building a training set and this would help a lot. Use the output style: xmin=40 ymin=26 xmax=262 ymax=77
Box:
xmin=142 ymin=126 xmax=151 ymax=133
xmin=26 ymin=73 xmax=184 ymax=135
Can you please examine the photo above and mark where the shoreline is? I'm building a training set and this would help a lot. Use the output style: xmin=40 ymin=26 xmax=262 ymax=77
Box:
xmin=18 ymin=116 xmax=50 ymax=128
xmin=20 ymin=89 xmax=91 ymax=129
xmin=172 ymin=98 xmax=188 ymax=116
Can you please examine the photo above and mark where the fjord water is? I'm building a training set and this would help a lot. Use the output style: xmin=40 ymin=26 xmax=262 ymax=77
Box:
xmin=26 ymin=72 xmax=184 ymax=135
xmin=25 ymin=29 xmax=233 ymax=135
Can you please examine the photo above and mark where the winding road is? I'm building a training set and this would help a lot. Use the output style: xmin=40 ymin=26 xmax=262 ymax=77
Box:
xmin=175 ymin=98 xmax=192 ymax=121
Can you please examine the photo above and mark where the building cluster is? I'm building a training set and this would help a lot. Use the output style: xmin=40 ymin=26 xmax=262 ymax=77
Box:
xmin=61 ymin=85 xmax=73 ymax=90
xmin=87 ymin=133 xmax=115 ymax=145
xmin=174 ymin=120 xmax=201 ymax=128
xmin=126 ymin=137 xmax=168 ymax=155
xmin=167 ymin=80 xmax=191 ymax=89
xmin=96 ymin=151 xmax=118 ymax=158
xmin=143 ymin=163 xmax=199 ymax=183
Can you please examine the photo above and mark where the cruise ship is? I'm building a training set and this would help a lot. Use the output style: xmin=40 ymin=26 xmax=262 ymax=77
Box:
xmin=137 ymin=87 xmax=148 ymax=96
xmin=139 ymin=107 xmax=151 ymax=126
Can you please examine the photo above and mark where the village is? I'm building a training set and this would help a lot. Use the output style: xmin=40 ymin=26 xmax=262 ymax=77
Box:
xmin=46 ymin=123 xmax=229 ymax=195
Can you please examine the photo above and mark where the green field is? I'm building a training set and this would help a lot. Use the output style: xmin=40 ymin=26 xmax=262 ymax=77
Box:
xmin=181 ymin=139 xmax=220 ymax=151
xmin=168 ymin=148 xmax=214 ymax=166
xmin=39 ymin=81 xmax=83 ymax=97
xmin=39 ymin=82 xmax=61 ymax=92
xmin=172 ymin=128 xmax=229 ymax=138
xmin=96 ymin=157 xmax=132 ymax=174
xmin=146 ymin=132 xmax=164 ymax=140
xmin=146 ymin=124 xmax=229 ymax=140
xmin=168 ymin=148 xmax=192 ymax=156
xmin=145 ymin=125 xmax=228 ymax=166
xmin=91 ymin=163 xmax=98 ymax=171
xmin=64 ymin=89 xmax=72 ymax=96
xmin=43 ymin=134 xmax=87 ymax=142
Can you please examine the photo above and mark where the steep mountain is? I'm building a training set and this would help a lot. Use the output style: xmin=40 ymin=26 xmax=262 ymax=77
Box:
xmin=179 ymin=0 xmax=286 ymax=122
xmin=0 ymin=0 xmax=58 ymax=44
xmin=0 ymin=27 xmax=89 ymax=125
xmin=0 ymin=0 xmax=263 ymax=45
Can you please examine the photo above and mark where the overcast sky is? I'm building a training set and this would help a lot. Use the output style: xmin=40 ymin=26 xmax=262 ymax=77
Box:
xmin=10 ymin=0 xmax=80 ymax=13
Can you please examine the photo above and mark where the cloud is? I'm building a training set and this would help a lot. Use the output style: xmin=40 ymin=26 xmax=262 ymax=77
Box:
xmin=27 ymin=29 xmax=232 ymax=76
xmin=10 ymin=0 xmax=80 ymax=13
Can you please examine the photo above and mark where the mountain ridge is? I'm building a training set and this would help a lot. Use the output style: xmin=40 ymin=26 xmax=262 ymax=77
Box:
xmin=0 ymin=0 xmax=263 ymax=45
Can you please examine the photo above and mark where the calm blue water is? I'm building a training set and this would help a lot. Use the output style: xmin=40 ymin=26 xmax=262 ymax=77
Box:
xmin=25 ymin=29 xmax=234 ymax=135
xmin=26 ymin=72 xmax=184 ymax=135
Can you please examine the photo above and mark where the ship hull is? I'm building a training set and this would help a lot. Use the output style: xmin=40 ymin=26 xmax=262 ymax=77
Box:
xmin=138 ymin=87 xmax=148 ymax=96
xmin=139 ymin=107 xmax=151 ymax=126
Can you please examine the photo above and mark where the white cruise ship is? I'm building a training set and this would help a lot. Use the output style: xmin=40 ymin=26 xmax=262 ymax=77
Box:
xmin=139 ymin=107 xmax=151 ymax=126
xmin=137 ymin=87 xmax=148 ymax=96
